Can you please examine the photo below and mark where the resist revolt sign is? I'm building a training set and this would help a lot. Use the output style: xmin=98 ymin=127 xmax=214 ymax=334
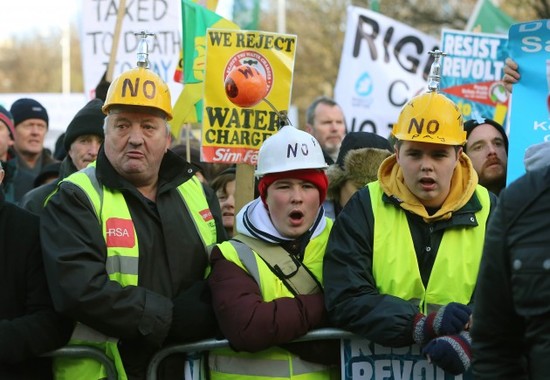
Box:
xmin=439 ymin=29 xmax=509 ymax=126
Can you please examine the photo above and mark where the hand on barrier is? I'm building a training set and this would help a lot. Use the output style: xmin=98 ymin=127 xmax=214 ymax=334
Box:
xmin=413 ymin=302 xmax=471 ymax=345
xmin=422 ymin=331 xmax=472 ymax=375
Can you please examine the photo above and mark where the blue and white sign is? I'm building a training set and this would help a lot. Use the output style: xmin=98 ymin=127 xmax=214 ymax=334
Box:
xmin=342 ymin=338 xmax=472 ymax=380
xmin=334 ymin=6 xmax=439 ymax=138
xmin=507 ymin=19 xmax=550 ymax=184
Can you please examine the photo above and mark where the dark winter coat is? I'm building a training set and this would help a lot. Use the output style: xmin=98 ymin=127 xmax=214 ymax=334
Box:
xmin=4 ymin=150 xmax=57 ymax=204
xmin=472 ymin=165 xmax=550 ymax=380
xmin=323 ymin=181 xmax=496 ymax=347
xmin=0 ymin=189 xmax=73 ymax=379
xmin=40 ymin=147 xmax=227 ymax=380
xmin=20 ymin=156 xmax=77 ymax=214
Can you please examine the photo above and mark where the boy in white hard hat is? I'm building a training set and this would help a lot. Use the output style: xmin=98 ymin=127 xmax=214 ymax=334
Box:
xmin=207 ymin=125 xmax=338 ymax=379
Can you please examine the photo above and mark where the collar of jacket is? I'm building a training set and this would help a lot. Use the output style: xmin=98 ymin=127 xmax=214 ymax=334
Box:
xmin=382 ymin=189 xmax=483 ymax=231
xmin=94 ymin=146 xmax=198 ymax=193
xmin=59 ymin=156 xmax=78 ymax=179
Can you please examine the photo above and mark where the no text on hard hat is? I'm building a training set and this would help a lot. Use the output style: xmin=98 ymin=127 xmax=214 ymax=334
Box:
xmin=392 ymin=91 xmax=466 ymax=146
xmin=255 ymin=125 xmax=328 ymax=177
xmin=102 ymin=67 xmax=173 ymax=120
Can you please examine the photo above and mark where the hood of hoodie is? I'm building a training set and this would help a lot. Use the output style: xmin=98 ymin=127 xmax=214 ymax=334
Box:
xmin=377 ymin=151 xmax=478 ymax=222
xmin=524 ymin=141 xmax=550 ymax=172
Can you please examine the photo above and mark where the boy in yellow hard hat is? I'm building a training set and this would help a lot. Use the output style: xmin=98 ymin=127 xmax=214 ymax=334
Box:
xmin=323 ymin=51 xmax=497 ymax=377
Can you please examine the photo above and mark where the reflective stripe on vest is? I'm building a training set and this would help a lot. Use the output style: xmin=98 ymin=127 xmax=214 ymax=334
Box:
xmin=56 ymin=164 xmax=218 ymax=379
xmin=208 ymin=220 xmax=333 ymax=380
xmin=208 ymin=351 xmax=331 ymax=377
xmin=369 ymin=182 xmax=490 ymax=314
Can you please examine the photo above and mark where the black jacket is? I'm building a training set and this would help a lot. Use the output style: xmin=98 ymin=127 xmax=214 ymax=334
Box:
xmin=323 ymin=183 xmax=496 ymax=347
xmin=20 ymin=156 xmax=77 ymax=214
xmin=41 ymin=148 xmax=227 ymax=380
xmin=472 ymin=165 xmax=550 ymax=380
xmin=4 ymin=150 xmax=57 ymax=204
xmin=0 ymin=190 xmax=73 ymax=379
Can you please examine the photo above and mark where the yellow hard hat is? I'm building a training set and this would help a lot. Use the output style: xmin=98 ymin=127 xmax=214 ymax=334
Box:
xmin=102 ymin=66 xmax=173 ymax=120
xmin=392 ymin=91 xmax=465 ymax=146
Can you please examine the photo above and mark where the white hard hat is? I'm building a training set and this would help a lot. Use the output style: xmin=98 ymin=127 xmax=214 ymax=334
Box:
xmin=255 ymin=125 xmax=328 ymax=177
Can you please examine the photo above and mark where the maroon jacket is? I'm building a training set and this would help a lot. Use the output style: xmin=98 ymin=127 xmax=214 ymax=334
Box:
xmin=208 ymin=247 xmax=338 ymax=364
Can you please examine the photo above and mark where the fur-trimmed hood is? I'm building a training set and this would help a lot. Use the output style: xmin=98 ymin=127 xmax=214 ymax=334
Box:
xmin=327 ymin=147 xmax=391 ymax=201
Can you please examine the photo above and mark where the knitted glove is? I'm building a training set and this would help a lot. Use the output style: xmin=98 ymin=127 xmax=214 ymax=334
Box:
xmin=413 ymin=302 xmax=471 ymax=345
xmin=422 ymin=331 xmax=472 ymax=375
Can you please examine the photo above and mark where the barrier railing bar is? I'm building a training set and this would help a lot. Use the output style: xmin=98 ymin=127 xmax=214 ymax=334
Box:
xmin=44 ymin=345 xmax=118 ymax=380
xmin=146 ymin=327 xmax=355 ymax=380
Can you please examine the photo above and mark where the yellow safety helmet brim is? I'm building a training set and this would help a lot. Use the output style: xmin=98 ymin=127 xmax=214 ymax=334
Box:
xmin=102 ymin=67 xmax=173 ymax=120
xmin=392 ymin=92 xmax=466 ymax=146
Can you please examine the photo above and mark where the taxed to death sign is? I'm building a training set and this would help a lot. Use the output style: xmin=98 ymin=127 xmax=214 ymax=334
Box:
xmin=439 ymin=29 xmax=509 ymax=125
xmin=81 ymin=0 xmax=182 ymax=101
xmin=201 ymin=29 xmax=297 ymax=165
xmin=342 ymin=338 xmax=472 ymax=380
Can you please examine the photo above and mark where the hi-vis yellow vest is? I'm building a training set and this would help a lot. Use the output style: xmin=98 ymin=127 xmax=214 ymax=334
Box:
xmin=54 ymin=163 xmax=217 ymax=380
xmin=369 ymin=182 xmax=490 ymax=314
xmin=209 ymin=220 xmax=335 ymax=380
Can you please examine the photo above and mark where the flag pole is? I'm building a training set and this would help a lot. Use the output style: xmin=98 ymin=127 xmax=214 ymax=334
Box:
xmin=106 ymin=0 xmax=127 ymax=81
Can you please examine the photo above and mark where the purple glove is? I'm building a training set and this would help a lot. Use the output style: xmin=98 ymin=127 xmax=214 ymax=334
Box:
xmin=422 ymin=331 xmax=472 ymax=375
xmin=413 ymin=302 xmax=471 ymax=345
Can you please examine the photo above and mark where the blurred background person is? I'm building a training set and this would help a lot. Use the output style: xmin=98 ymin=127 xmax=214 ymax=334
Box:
xmin=20 ymin=98 xmax=105 ymax=214
xmin=326 ymin=131 xmax=392 ymax=219
xmin=305 ymin=96 xmax=346 ymax=165
xmin=464 ymin=118 xmax=508 ymax=195
xmin=210 ymin=166 xmax=236 ymax=238
xmin=32 ymin=162 xmax=61 ymax=188
xmin=7 ymin=98 xmax=56 ymax=203
xmin=0 ymin=106 xmax=15 ymax=163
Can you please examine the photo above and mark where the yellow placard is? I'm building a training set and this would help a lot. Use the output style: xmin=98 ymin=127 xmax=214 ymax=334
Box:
xmin=201 ymin=29 xmax=297 ymax=165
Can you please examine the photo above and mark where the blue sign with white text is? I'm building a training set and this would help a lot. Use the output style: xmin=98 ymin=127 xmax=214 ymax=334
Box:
xmin=507 ymin=20 xmax=550 ymax=184
xmin=342 ymin=338 xmax=472 ymax=380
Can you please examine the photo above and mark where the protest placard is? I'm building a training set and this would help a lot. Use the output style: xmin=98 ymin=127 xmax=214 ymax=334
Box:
xmin=440 ymin=29 xmax=509 ymax=125
xmin=507 ymin=19 xmax=550 ymax=184
xmin=201 ymin=29 xmax=297 ymax=165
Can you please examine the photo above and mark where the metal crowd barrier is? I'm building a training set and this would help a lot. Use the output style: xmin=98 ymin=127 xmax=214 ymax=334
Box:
xmin=44 ymin=345 xmax=118 ymax=380
xmin=45 ymin=328 xmax=355 ymax=380
xmin=146 ymin=327 xmax=355 ymax=380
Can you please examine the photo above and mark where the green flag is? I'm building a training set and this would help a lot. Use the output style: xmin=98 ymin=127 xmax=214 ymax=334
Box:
xmin=171 ymin=0 xmax=239 ymax=135
xmin=465 ymin=0 xmax=516 ymax=34
xmin=232 ymin=0 xmax=261 ymax=30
